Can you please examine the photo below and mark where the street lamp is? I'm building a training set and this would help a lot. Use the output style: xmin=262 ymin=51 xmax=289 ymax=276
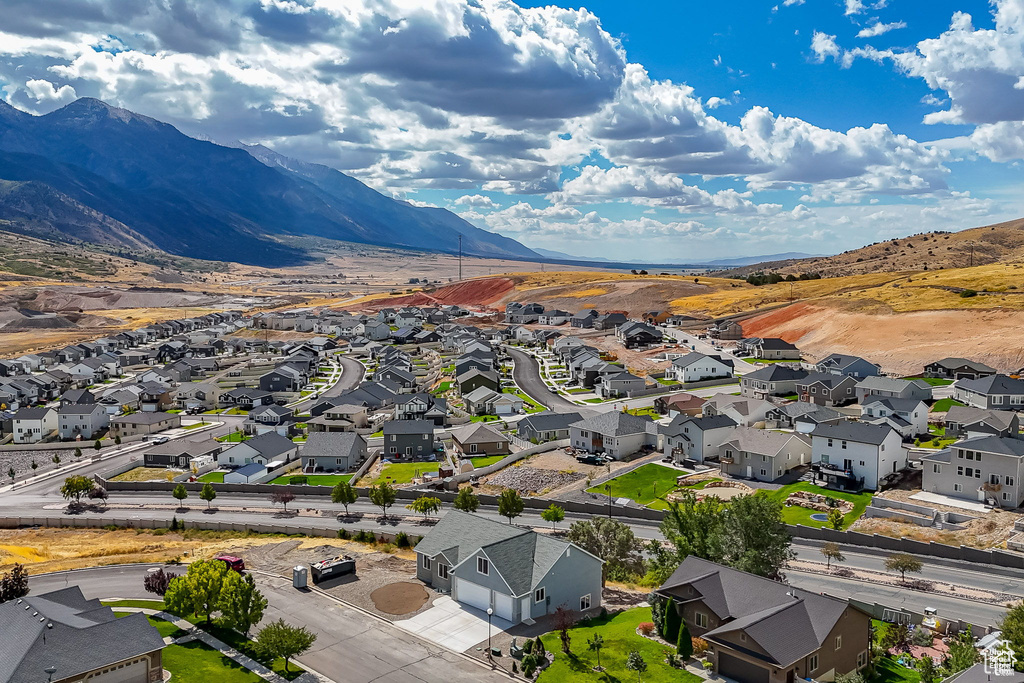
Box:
xmin=486 ymin=607 xmax=494 ymax=665
xmin=605 ymin=484 xmax=612 ymax=518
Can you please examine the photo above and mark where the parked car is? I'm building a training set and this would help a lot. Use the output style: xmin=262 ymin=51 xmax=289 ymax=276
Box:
xmin=215 ymin=555 xmax=246 ymax=572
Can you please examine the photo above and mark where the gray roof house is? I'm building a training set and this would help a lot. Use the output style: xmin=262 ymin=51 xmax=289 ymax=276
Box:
xmin=810 ymin=422 xmax=908 ymax=492
xmin=57 ymin=403 xmax=110 ymax=441
xmin=718 ymin=427 xmax=811 ymax=483
xmin=0 ymin=586 xmax=166 ymax=683
xmin=944 ymin=406 xmax=1020 ymax=439
xmin=854 ymin=376 xmax=932 ymax=404
xmin=300 ymin=432 xmax=367 ymax=473
xmin=655 ymin=556 xmax=870 ymax=683
xmin=569 ymin=411 xmax=656 ymax=459
xmin=954 ymin=375 xmax=1024 ymax=411
xmin=861 ymin=397 xmax=929 ymax=438
xmin=795 ymin=372 xmax=859 ymax=407
xmin=813 ymin=353 xmax=881 ymax=379
xmin=662 ymin=414 xmax=737 ymax=464
xmin=922 ymin=435 xmax=1024 ymax=508
xmin=765 ymin=402 xmax=844 ymax=432
xmin=382 ymin=419 xmax=437 ymax=458
xmin=415 ymin=510 xmax=602 ymax=624
xmin=218 ymin=431 xmax=299 ymax=467
xmin=740 ymin=365 xmax=807 ymax=399
xmin=924 ymin=357 xmax=997 ymax=380
xmin=517 ymin=411 xmax=583 ymax=443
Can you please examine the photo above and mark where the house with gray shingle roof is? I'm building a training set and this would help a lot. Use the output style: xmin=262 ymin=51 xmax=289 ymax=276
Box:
xmin=922 ymin=435 xmax=1024 ymax=508
xmin=718 ymin=427 xmax=811 ymax=482
xmin=810 ymin=421 xmax=907 ymax=492
xmin=924 ymin=357 xmax=997 ymax=380
xmin=954 ymin=374 xmax=1024 ymax=411
xmin=854 ymin=376 xmax=932 ymax=404
xmin=943 ymin=406 xmax=1020 ymax=439
xmin=656 ymin=556 xmax=870 ymax=683
xmin=569 ymin=411 xmax=656 ymax=459
xmin=300 ymin=432 xmax=366 ymax=472
xmin=415 ymin=510 xmax=602 ymax=624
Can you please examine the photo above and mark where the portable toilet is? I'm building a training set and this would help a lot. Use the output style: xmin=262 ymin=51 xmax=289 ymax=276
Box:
xmin=292 ymin=565 xmax=308 ymax=589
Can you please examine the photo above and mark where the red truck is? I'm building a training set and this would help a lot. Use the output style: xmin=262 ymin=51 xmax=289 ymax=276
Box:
xmin=214 ymin=555 xmax=246 ymax=572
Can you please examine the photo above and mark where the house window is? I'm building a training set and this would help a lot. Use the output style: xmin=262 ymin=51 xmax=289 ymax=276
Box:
xmin=390 ymin=435 xmax=396 ymax=441
xmin=933 ymin=464 xmax=941 ymax=474
xmin=976 ymin=469 xmax=982 ymax=479
xmin=477 ymin=557 xmax=489 ymax=575
xmin=835 ymin=635 xmax=842 ymax=650
xmin=957 ymin=466 xmax=963 ymax=476
xmin=580 ymin=594 xmax=591 ymax=611
xmin=1010 ymin=477 xmax=1016 ymax=486
xmin=954 ymin=483 xmax=963 ymax=492
xmin=809 ymin=655 xmax=819 ymax=673
xmin=1004 ymin=492 xmax=1012 ymax=501
xmin=841 ymin=441 xmax=847 ymax=449
xmin=437 ymin=564 xmax=449 ymax=579
xmin=423 ymin=434 xmax=429 ymax=440
xmin=421 ymin=555 xmax=431 ymax=571
xmin=695 ymin=612 xmax=708 ymax=628
xmin=857 ymin=651 xmax=868 ymax=669
xmin=390 ymin=447 xmax=397 ymax=454
xmin=471 ymin=444 xmax=478 ymax=454
xmin=991 ymin=474 xmax=1001 ymax=486
xmin=535 ymin=588 xmax=546 ymax=603
xmin=760 ymin=469 xmax=768 ymax=476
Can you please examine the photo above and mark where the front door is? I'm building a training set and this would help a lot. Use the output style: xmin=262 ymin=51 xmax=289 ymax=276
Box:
xmin=844 ymin=459 xmax=853 ymax=470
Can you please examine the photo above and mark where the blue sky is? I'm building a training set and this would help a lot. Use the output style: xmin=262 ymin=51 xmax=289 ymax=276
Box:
xmin=2 ymin=0 xmax=1024 ymax=262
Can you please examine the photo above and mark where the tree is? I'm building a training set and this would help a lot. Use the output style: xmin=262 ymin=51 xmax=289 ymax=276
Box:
xmin=1000 ymin=602 xmax=1024 ymax=669
xmin=944 ymin=627 xmax=980 ymax=674
xmin=553 ymin=606 xmax=576 ymax=654
xmin=659 ymin=491 xmax=725 ymax=569
xmin=721 ymin=493 xmax=794 ymax=580
xmin=626 ymin=650 xmax=648 ymax=683
xmin=256 ymin=619 xmax=317 ymax=674
xmin=880 ymin=622 xmax=913 ymax=654
xmin=917 ymin=654 xmax=941 ymax=683
xmin=221 ymin=572 xmax=267 ymax=637
xmin=144 ymin=568 xmax=178 ymax=596
xmin=331 ymin=481 xmax=358 ymax=516
xmin=587 ymin=634 xmax=605 ymax=671
xmin=7 ymin=466 xmax=14 ymax=483
xmin=541 ymin=504 xmax=565 ymax=531
xmin=74 ymin=447 xmax=82 ymax=458
xmin=369 ymin=481 xmax=397 ymax=519
xmin=452 ymin=486 xmax=479 ymax=513
xmin=61 ymin=475 xmax=94 ymax=504
xmin=0 ymin=563 xmax=29 ymax=603
xmin=677 ymin=619 xmax=693 ymax=659
xmin=497 ymin=488 xmax=524 ymax=524
xmin=163 ymin=559 xmax=232 ymax=625
xmin=406 ymin=496 xmax=442 ymax=519
xmin=270 ymin=489 xmax=295 ymax=512
xmin=821 ymin=542 xmax=845 ymax=570
xmin=172 ymin=483 xmax=188 ymax=509
xmin=94 ymin=439 xmax=102 ymax=450
xmin=88 ymin=485 xmax=108 ymax=507
xmin=52 ymin=454 xmax=61 ymax=466
xmin=115 ymin=435 xmax=122 ymax=445
xmin=884 ymin=553 xmax=923 ymax=582
xmin=30 ymin=460 xmax=37 ymax=471
xmin=662 ymin=597 xmax=681 ymax=643
xmin=566 ymin=517 xmax=644 ymax=586
xmin=200 ymin=482 xmax=217 ymax=509
xmin=827 ymin=508 xmax=845 ymax=530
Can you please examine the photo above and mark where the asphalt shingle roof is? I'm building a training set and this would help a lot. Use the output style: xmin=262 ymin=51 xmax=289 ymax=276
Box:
xmin=811 ymin=420 xmax=894 ymax=445
xmin=570 ymin=411 xmax=653 ymax=436
xmin=301 ymin=432 xmax=365 ymax=460
xmin=957 ymin=374 xmax=1024 ymax=396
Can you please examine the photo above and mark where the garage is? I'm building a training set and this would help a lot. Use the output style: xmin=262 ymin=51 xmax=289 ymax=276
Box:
xmin=493 ymin=592 xmax=515 ymax=622
xmin=719 ymin=652 xmax=769 ymax=683
xmin=454 ymin=578 xmax=490 ymax=613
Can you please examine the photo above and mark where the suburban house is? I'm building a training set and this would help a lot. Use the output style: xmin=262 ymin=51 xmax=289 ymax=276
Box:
xmin=718 ymin=427 xmax=811 ymax=482
xmin=854 ymin=376 xmax=933 ymax=404
xmin=383 ymin=420 xmax=437 ymax=458
xmin=144 ymin=439 xmax=222 ymax=469
xmin=795 ymin=373 xmax=859 ymax=407
xmin=456 ymin=368 xmax=500 ymax=395
xmin=595 ymin=370 xmax=646 ymax=398
xmin=221 ymin=387 xmax=276 ymax=409
xmin=570 ymin=309 xmax=598 ymax=328
xmin=861 ymin=397 xmax=929 ymax=438
xmin=954 ymin=375 xmax=1024 ymax=411
xmin=739 ymin=365 xmax=807 ymax=399
xmin=462 ymin=387 xmax=523 ymax=416
xmin=615 ymin=321 xmax=663 ymax=348
xmin=655 ymin=557 xmax=870 ymax=683
xmin=517 ymin=411 xmax=583 ymax=443
xmin=394 ymin=393 xmax=449 ymax=425
xmin=0 ymin=586 xmax=166 ymax=683
xmin=654 ymin=392 xmax=707 ymax=417
xmin=924 ymin=357 xmax=997 ymax=380
xmin=300 ymin=432 xmax=366 ymax=472
xmin=708 ymin=320 xmax=744 ymax=340
xmin=810 ymin=422 xmax=908 ymax=491
xmin=259 ymin=366 xmax=306 ymax=393
xmin=173 ymin=382 xmax=222 ymax=411
xmin=813 ymin=353 xmax=882 ymax=379
xmin=944 ymin=406 xmax=1020 ymax=439
xmin=765 ymin=402 xmax=844 ymax=433
xmin=748 ymin=337 xmax=801 ymax=360
xmin=57 ymin=403 xmax=110 ymax=440
xmin=702 ymin=394 xmax=773 ymax=427
xmin=415 ymin=510 xmax=602 ymax=624
xmin=451 ymin=423 xmax=510 ymax=456
xmin=569 ymin=411 xmax=656 ymax=459
xmin=670 ymin=353 xmax=734 ymax=384
xmin=305 ymin=403 xmax=370 ymax=432
xmin=594 ymin=312 xmax=628 ymax=330
xmin=538 ymin=309 xmax=571 ymax=325
xmin=110 ymin=412 xmax=181 ymax=438
xmin=243 ymin=404 xmax=295 ymax=436
xmin=218 ymin=431 xmax=299 ymax=467
xmin=921 ymin=435 xmax=1024 ymax=507
xmin=224 ymin=462 xmax=268 ymax=483
xmin=11 ymin=406 xmax=57 ymax=443
xmin=662 ymin=414 xmax=737 ymax=463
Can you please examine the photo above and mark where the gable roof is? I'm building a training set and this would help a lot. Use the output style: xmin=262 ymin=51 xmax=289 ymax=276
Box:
xmin=451 ymin=422 xmax=506 ymax=445
xmin=672 ymin=352 xmax=733 ymax=369
xmin=810 ymin=420 xmax=895 ymax=445
xmin=957 ymin=374 xmax=1024 ymax=396
xmin=232 ymin=431 xmax=296 ymax=459
xmin=518 ymin=411 xmax=583 ymax=432
xmin=301 ymin=431 xmax=365 ymax=460
xmin=383 ymin=419 xmax=435 ymax=435
xmin=953 ymin=434 xmax=1024 ymax=457
xmin=929 ymin=357 xmax=997 ymax=373
xmin=742 ymin=365 xmax=807 ymax=382
xmin=570 ymin=410 xmax=653 ymax=436
xmin=855 ymin=375 xmax=930 ymax=393
xmin=721 ymin=427 xmax=808 ymax=457
xmin=944 ymin=405 xmax=1017 ymax=431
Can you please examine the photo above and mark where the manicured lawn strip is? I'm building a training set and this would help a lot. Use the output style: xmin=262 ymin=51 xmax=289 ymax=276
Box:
xmin=269 ymin=474 xmax=353 ymax=486
xmin=197 ymin=471 xmax=225 ymax=483
xmin=463 ymin=455 xmax=506 ymax=468
xmin=203 ymin=622 xmax=306 ymax=681
xmin=582 ymin=398 xmax=606 ymax=404
xmin=432 ymin=381 xmax=452 ymax=395
xmin=470 ymin=414 xmax=502 ymax=423
xmin=183 ymin=422 xmax=208 ymax=430
xmin=162 ymin=640 xmax=265 ymax=683
xmin=627 ymin=407 xmax=660 ymax=418
xmin=758 ymin=482 xmax=871 ymax=530
xmin=216 ymin=432 xmax=249 ymax=443
xmin=566 ymin=388 xmax=591 ymax=394
xmin=916 ymin=436 xmax=957 ymax=449
xmin=371 ymin=461 xmax=440 ymax=484
xmin=655 ymin=377 xmax=680 ymax=385
xmin=104 ymin=599 xmax=166 ymax=610
xmin=537 ymin=607 xmax=702 ymax=683
xmin=586 ymin=464 xmax=683 ymax=507
xmin=901 ymin=376 xmax=954 ymax=387
xmin=931 ymin=398 xmax=966 ymax=412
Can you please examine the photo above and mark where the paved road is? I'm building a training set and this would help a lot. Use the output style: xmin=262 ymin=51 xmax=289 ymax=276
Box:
xmin=506 ymin=347 xmax=581 ymax=412
xmin=30 ymin=565 xmax=513 ymax=683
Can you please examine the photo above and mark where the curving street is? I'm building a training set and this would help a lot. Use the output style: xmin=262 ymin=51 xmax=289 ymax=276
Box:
xmin=505 ymin=346 xmax=585 ymax=412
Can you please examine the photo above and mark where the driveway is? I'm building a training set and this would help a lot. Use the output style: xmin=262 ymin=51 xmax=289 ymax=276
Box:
xmin=395 ymin=596 xmax=514 ymax=653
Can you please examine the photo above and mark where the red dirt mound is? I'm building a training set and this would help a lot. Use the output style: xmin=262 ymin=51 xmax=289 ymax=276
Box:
xmin=740 ymin=302 xmax=819 ymax=343
xmin=357 ymin=277 xmax=516 ymax=311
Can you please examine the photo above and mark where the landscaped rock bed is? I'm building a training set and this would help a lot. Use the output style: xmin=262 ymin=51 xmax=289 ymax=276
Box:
xmin=785 ymin=490 xmax=854 ymax=514
xmin=487 ymin=466 xmax=585 ymax=495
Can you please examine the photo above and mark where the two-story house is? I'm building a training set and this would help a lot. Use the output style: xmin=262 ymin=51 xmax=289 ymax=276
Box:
xmin=382 ymin=420 xmax=437 ymax=458
xmin=944 ymin=406 xmax=1020 ymax=439
xmin=810 ymin=422 xmax=907 ymax=491
xmin=813 ymin=353 xmax=881 ymax=379
xmin=11 ymin=406 xmax=57 ymax=443
xmin=569 ymin=412 xmax=656 ymax=459
xmin=921 ymin=435 xmax=1024 ymax=507
xmin=662 ymin=414 xmax=737 ymax=464
xmin=854 ymin=376 xmax=932 ymax=404
xmin=739 ymin=365 xmax=807 ymax=399
xmin=924 ymin=357 xmax=997 ymax=380
xmin=795 ymin=373 xmax=859 ymax=407
xmin=861 ymin=397 xmax=929 ymax=438
xmin=57 ymin=403 xmax=110 ymax=441
xmin=671 ymin=353 xmax=735 ymax=384
xmin=954 ymin=375 xmax=1024 ymax=411
xmin=719 ymin=427 xmax=811 ymax=482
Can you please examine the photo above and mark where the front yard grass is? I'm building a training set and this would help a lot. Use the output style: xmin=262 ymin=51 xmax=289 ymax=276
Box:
xmin=216 ymin=431 xmax=249 ymax=443
xmin=269 ymin=474 xmax=353 ymax=486
xmin=626 ymin=406 xmax=660 ymax=418
xmin=462 ymin=455 xmax=506 ymax=468
xmin=901 ymin=376 xmax=954 ymax=387
xmin=931 ymin=398 xmax=966 ymax=412
xmin=759 ymin=482 xmax=871 ymax=529
xmin=182 ymin=422 xmax=208 ymax=430
xmin=586 ymin=463 xmax=683 ymax=507
xmin=655 ymin=377 xmax=680 ymax=385
xmin=197 ymin=471 xmax=225 ymax=483
xmin=537 ymin=607 xmax=702 ymax=683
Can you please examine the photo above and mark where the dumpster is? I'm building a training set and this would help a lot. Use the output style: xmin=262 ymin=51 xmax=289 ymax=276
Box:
xmin=292 ymin=565 xmax=308 ymax=589
xmin=310 ymin=556 xmax=356 ymax=583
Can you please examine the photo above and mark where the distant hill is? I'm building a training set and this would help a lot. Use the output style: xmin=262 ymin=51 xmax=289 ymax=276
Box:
xmin=0 ymin=98 xmax=538 ymax=266
xmin=700 ymin=252 xmax=822 ymax=267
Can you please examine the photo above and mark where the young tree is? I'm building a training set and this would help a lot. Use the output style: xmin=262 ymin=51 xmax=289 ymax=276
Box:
xmin=60 ymin=475 xmax=94 ymax=504
xmin=659 ymin=491 xmax=725 ymax=568
xmin=541 ymin=504 xmax=565 ymax=531
xmin=721 ymin=493 xmax=794 ymax=580
xmin=52 ymin=454 xmax=61 ymax=466
xmin=553 ymin=605 xmax=576 ymax=654
xmin=200 ymin=482 xmax=217 ymax=509
xmin=331 ymin=480 xmax=358 ymax=516
xmin=880 ymin=622 xmax=913 ymax=654
xmin=0 ymin=563 xmax=29 ymax=603
xmin=256 ymin=619 xmax=317 ymax=674
xmin=369 ymin=481 xmax=397 ymax=520
xmin=452 ymin=486 xmax=479 ymax=513
xmin=626 ymin=650 xmax=648 ymax=683
xmin=917 ymin=654 xmax=940 ymax=683
xmin=406 ymin=496 xmax=442 ymax=520
xmin=566 ymin=517 xmax=644 ymax=586
xmin=270 ymin=489 xmax=295 ymax=512
xmin=7 ymin=466 xmax=14 ymax=483
xmin=163 ymin=559 xmax=232 ymax=625
xmin=944 ymin=627 xmax=980 ymax=674
xmin=74 ymin=447 xmax=82 ymax=458
xmin=827 ymin=508 xmax=845 ymax=530
xmin=677 ymin=619 xmax=693 ymax=659
xmin=497 ymin=488 xmax=524 ymax=524
xmin=144 ymin=568 xmax=178 ymax=596
xmin=93 ymin=439 xmax=102 ymax=450
xmin=30 ymin=460 xmax=37 ymax=471
xmin=115 ymin=435 xmax=122 ymax=445
xmin=821 ymin=542 xmax=845 ymax=570
xmin=172 ymin=483 xmax=189 ymax=510
xmin=587 ymin=634 xmax=605 ymax=671
xmin=220 ymin=572 xmax=268 ymax=637
xmin=1000 ymin=601 xmax=1024 ymax=667
xmin=884 ymin=553 xmax=923 ymax=582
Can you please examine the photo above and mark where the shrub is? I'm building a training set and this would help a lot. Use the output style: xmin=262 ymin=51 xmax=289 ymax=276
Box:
xmin=534 ymin=637 xmax=545 ymax=658
xmin=523 ymin=639 xmax=534 ymax=655
xmin=638 ymin=622 xmax=656 ymax=636
xmin=337 ymin=529 xmax=350 ymax=540
xmin=288 ymin=476 xmax=308 ymax=485
xmin=692 ymin=637 xmax=710 ymax=656
xmin=395 ymin=532 xmax=410 ymax=548
xmin=960 ymin=289 xmax=977 ymax=298
xmin=663 ymin=598 xmax=681 ymax=644
xmin=354 ymin=530 xmax=376 ymax=543
xmin=521 ymin=654 xmax=539 ymax=678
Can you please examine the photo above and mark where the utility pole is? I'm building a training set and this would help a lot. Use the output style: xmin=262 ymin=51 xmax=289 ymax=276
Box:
xmin=458 ymin=235 xmax=462 ymax=282
xmin=970 ymin=243 xmax=975 ymax=268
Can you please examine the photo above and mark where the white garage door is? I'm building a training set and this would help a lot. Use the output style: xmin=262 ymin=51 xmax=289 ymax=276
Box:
xmin=493 ymin=592 xmax=515 ymax=622
xmin=455 ymin=578 xmax=491 ymax=613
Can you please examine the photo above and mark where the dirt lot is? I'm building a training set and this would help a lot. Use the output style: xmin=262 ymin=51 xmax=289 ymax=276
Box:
xmin=475 ymin=448 xmax=632 ymax=497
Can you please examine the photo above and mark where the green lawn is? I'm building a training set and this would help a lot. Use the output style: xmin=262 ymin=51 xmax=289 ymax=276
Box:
xmin=508 ymin=388 xmax=545 ymax=413
xmin=197 ymin=471 xmax=225 ymax=483
xmin=655 ymin=377 xmax=680 ymax=385
xmin=759 ymin=482 xmax=872 ymax=529
xmin=216 ymin=432 xmax=249 ymax=443
xmin=370 ymin=461 xmax=439 ymax=484
xmin=538 ymin=607 xmax=702 ymax=683
xmin=931 ymin=398 xmax=966 ymax=412
xmin=566 ymin=388 xmax=591 ymax=394
xmin=223 ymin=407 xmax=250 ymax=415
xmin=627 ymin=406 xmax=661 ymax=418
xmin=582 ymin=398 xmax=607 ymax=404
xmin=586 ymin=464 xmax=683 ymax=507
xmin=463 ymin=455 xmax=506 ymax=468
xmin=114 ymin=612 xmax=188 ymax=639
xmin=901 ymin=376 xmax=954 ymax=387
xmin=183 ymin=422 xmax=208 ymax=430
xmin=104 ymin=599 xmax=165 ymax=610
xmin=916 ymin=436 xmax=957 ymax=449
xmin=470 ymin=414 xmax=501 ymax=423
xmin=432 ymin=381 xmax=452 ymax=395
xmin=269 ymin=474 xmax=353 ymax=486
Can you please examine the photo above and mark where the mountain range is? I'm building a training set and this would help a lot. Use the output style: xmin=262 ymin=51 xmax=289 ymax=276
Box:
xmin=0 ymin=98 xmax=538 ymax=266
